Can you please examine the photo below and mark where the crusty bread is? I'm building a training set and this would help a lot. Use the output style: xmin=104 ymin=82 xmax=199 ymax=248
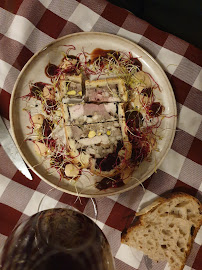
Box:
xmin=121 ymin=193 xmax=202 ymax=270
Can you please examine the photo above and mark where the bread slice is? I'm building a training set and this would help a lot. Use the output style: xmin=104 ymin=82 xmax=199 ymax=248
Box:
xmin=121 ymin=193 xmax=202 ymax=270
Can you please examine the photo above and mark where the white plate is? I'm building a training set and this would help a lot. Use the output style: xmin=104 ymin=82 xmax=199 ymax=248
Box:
xmin=10 ymin=32 xmax=177 ymax=198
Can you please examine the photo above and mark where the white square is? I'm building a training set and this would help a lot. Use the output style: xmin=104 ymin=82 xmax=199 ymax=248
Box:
xmin=163 ymin=263 xmax=171 ymax=270
xmin=23 ymin=191 xmax=58 ymax=216
xmin=159 ymin=149 xmax=185 ymax=179
xmin=193 ymin=69 xmax=202 ymax=91
xmin=68 ymin=3 xmax=99 ymax=31
xmin=195 ymin=226 xmax=202 ymax=245
xmin=177 ymin=106 xmax=202 ymax=136
xmin=38 ymin=0 xmax=52 ymax=8
xmin=5 ymin=15 xmax=35 ymax=45
xmin=136 ymin=190 xmax=159 ymax=212
xmin=183 ymin=266 xmax=192 ymax=270
xmin=0 ymin=60 xmax=12 ymax=88
xmin=91 ymin=218 xmax=105 ymax=230
xmin=156 ymin=47 xmax=183 ymax=74
xmin=115 ymin=243 xmax=143 ymax=268
xmin=107 ymin=193 xmax=120 ymax=202
xmin=118 ymin=28 xmax=142 ymax=44
xmin=0 ymin=174 xmax=11 ymax=198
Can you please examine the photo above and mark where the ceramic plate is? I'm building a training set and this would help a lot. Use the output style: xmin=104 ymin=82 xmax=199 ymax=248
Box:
xmin=10 ymin=32 xmax=177 ymax=197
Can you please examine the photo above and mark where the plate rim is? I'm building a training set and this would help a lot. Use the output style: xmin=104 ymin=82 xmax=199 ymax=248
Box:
xmin=10 ymin=32 xmax=177 ymax=198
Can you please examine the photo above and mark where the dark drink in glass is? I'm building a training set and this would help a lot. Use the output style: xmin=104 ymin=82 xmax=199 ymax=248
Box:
xmin=0 ymin=208 xmax=114 ymax=270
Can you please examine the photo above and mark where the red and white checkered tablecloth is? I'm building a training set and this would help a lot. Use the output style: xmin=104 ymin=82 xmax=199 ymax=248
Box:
xmin=0 ymin=0 xmax=201 ymax=269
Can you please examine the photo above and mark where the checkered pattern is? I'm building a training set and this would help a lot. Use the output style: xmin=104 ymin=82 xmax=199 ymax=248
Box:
xmin=0 ymin=0 xmax=201 ymax=269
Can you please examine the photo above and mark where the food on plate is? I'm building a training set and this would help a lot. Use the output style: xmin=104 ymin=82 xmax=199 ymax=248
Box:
xmin=121 ymin=193 xmax=202 ymax=270
xmin=60 ymin=80 xmax=132 ymax=178
xmin=58 ymin=74 xmax=83 ymax=101
xmin=22 ymin=46 xmax=166 ymax=190
xmin=85 ymin=77 xmax=127 ymax=103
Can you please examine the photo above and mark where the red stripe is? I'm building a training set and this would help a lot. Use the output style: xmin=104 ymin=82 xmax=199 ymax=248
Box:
xmin=12 ymin=170 xmax=41 ymax=190
xmin=144 ymin=24 xmax=169 ymax=46
xmin=13 ymin=46 xmax=34 ymax=71
xmin=0 ymin=90 xmax=11 ymax=120
xmin=0 ymin=203 xmax=22 ymax=236
xmin=184 ymin=44 xmax=202 ymax=67
xmin=0 ymin=36 xmax=23 ymax=66
xmin=170 ymin=75 xmax=191 ymax=105
xmin=173 ymin=180 xmax=198 ymax=197
xmin=36 ymin=9 xmax=67 ymax=39
xmin=187 ymin=137 xmax=202 ymax=165
xmin=101 ymin=2 xmax=128 ymax=27
xmin=106 ymin=202 xmax=135 ymax=231
xmin=0 ymin=0 xmax=23 ymax=14
xmin=192 ymin=246 xmax=202 ymax=270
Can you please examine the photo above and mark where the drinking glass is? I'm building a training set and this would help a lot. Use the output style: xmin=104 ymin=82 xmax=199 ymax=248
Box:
xmin=0 ymin=208 xmax=115 ymax=270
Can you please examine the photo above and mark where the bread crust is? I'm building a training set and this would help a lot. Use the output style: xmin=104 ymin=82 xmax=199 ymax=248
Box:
xmin=121 ymin=192 xmax=202 ymax=270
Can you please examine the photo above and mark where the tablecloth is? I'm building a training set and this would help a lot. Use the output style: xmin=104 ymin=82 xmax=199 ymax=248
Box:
xmin=0 ymin=0 xmax=201 ymax=269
